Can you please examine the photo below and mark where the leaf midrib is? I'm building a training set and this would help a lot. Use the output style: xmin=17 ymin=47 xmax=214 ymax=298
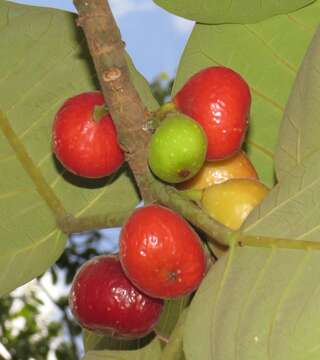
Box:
xmin=0 ymin=111 xmax=68 ymax=225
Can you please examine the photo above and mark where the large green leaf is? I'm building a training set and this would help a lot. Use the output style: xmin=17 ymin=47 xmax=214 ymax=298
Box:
xmin=82 ymin=334 xmax=162 ymax=360
xmin=243 ymin=149 xmax=320 ymax=241
xmin=0 ymin=1 xmax=157 ymax=296
xmin=274 ymin=26 xmax=320 ymax=180
xmin=242 ymin=25 xmax=320 ymax=240
xmin=154 ymin=0 xmax=316 ymax=25
xmin=184 ymin=245 xmax=320 ymax=360
xmin=173 ymin=1 xmax=320 ymax=187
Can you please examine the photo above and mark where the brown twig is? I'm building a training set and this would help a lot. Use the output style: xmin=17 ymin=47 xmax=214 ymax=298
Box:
xmin=72 ymin=0 xmax=236 ymax=248
xmin=73 ymin=0 xmax=154 ymax=202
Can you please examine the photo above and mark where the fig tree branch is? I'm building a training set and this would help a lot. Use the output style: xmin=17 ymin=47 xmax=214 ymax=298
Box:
xmin=72 ymin=0 xmax=238 ymax=248
xmin=73 ymin=0 xmax=154 ymax=202
xmin=58 ymin=210 xmax=132 ymax=234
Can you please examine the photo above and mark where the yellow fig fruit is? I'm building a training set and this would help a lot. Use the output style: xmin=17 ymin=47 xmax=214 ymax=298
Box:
xmin=178 ymin=151 xmax=258 ymax=191
xmin=201 ymin=178 xmax=269 ymax=230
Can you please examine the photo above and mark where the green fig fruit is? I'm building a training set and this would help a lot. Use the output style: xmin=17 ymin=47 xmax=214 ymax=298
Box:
xmin=148 ymin=114 xmax=207 ymax=183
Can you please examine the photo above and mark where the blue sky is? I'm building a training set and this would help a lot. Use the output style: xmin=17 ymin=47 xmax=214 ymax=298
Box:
xmin=9 ymin=0 xmax=194 ymax=81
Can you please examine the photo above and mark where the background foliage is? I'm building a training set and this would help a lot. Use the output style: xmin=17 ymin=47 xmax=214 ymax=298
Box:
xmin=153 ymin=0 xmax=316 ymax=24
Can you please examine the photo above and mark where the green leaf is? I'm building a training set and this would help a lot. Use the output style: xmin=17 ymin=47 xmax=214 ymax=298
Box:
xmin=153 ymin=0 xmax=315 ymax=25
xmin=184 ymin=245 xmax=320 ymax=360
xmin=155 ymin=296 xmax=190 ymax=339
xmin=243 ymin=27 xmax=320 ymax=240
xmin=274 ymin=26 xmax=320 ymax=180
xmin=0 ymin=1 xmax=156 ymax=296
xmin=160 ymin=310 xmax=187 ymax=360
xmin=83 ymin=330 xmax=157 ymax=353
xmin=173 ymin=1 xmax=320 ymax=187
xmin=126 ymin=55 xmax=159 ymax=111
xmin=242 ymin=151 xmax=320 ymax=241
xmin=82 ymin=335 xmax=162 ymax=360
xmin=83 ymin=330 xmax=108 ymax=352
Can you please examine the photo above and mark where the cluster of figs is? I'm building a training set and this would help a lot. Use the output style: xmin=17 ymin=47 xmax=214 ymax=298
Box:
xmin=51 ymin=66 xmax=269 ymax=337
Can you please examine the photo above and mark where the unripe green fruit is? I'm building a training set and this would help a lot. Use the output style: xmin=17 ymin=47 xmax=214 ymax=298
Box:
xmin=148 ymin=115 xmax=207 ymax=183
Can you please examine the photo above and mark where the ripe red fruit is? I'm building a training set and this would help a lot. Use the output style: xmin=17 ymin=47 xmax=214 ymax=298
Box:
xmin=52 ymin=91 xmax=124 ymax=178
xmin=69 ymin=255 xmax=164 ymax=338
xmin=119 ymin=205 xmax=206 ymax=299
xmin=173 ymin=66 xmax=251 ymax=161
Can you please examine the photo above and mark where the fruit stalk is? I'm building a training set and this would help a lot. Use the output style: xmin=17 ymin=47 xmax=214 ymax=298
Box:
xmin=148 ymin=174 xmax=235 ymax=246
xmin=58 ymin=210 xmax=132 ymax=234
xmin=73 ymin=0 xmax=154 ymax=201
xmin=237 ymin=235 xmax=320 ymax=250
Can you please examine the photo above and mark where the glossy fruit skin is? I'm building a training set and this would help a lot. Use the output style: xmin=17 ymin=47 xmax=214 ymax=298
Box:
xmin=148 ymin=115 xmax=207 ymax=183
xmin=53 ymin=92 xmax=124 ymax=178
xmin=201 ymin=178 xmax=269 ymax=230
xmin=174 ymin=66 xmax=251 ymax=160
xmin=69 ymin=255 xmax=164 ymax=338
xmin=178 ymin=151 xmax=258 ymax=191
xmin=120 ymin=205 xmax=206 ymax=299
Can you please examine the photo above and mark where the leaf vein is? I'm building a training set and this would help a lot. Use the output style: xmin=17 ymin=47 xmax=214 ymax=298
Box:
xmin=19 ymin=96 xmax=65 ymax=140
xmin=267 ymin=251 xmax=310 ymax=359
xmin=210 ymin=246 xmax=236 ymax=358
xmin=0 ymin=228 xmax=60 ymax=290
xmin=235 ymin=247 xmax=275 ymax=360
xmin=0 ymin=187 xmax=34 ymax=200
xmin=244 ymin=24 xmax=297 ymax=74
xmin=287 ymin=14 xmax=315 ymax=33
xmin=246 ymin=139 xmax=274 ymax=158
xmin=0 ymin=111 xmax=67 ymax=222
xmin=244 ymin=172 xmax=320 ymax=233
xmin=0 ymin=13 xmax=54 ymax=85
xmin=6 ymin=38 xmax=85 ymax=115
xmin=74 ymin=172 xmax=120 ymax=218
